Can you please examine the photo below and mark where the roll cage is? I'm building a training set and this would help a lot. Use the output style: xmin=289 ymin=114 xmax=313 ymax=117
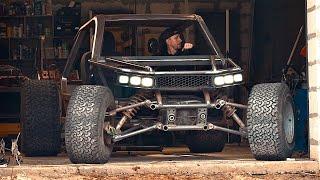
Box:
xmin=62 ymin=14 xmax=243 ymax=90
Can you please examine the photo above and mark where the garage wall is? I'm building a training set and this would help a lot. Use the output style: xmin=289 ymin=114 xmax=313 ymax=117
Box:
xmin=307 ymin=0 xmax=320 ymax=161
xmin=251 ymin=0 xmax=305 ymax=84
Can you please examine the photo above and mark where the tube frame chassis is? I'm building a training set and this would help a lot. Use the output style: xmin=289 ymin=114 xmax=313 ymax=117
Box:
xmin=61 ymin=14 xmax=247 ymax=148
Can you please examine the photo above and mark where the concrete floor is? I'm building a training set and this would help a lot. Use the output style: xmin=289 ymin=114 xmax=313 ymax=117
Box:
xmin=0 ymin=144 xmax=319 ymax=179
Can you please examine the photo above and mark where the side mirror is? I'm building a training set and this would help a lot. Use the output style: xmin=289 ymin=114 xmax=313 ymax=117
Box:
xmin=147 ymin=38 xmax=159 ymax=55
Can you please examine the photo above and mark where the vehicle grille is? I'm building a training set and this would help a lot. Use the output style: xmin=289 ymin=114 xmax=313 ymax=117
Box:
xmin=155 ymin=75 xmax=212 ymax=89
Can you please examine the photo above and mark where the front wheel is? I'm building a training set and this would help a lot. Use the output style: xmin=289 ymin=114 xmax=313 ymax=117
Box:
xmin=247 ymin=83 xmax=295 ymax=161
xmin=65 ymin=85 xmax=114 ymax=164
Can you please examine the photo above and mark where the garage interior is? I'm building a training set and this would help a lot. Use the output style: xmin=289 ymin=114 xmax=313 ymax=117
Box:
xmin=0 ymin=0 xmax=319 ymax=178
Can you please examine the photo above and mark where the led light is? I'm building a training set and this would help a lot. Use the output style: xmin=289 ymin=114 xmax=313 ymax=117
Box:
xmin=214 ymin=76 xmax=224 ymax=86
xmin=141 ymin=77 xmax=153 ymax=87
xmin=119 ymin=75 xmax=129 ymax=84
xmin=130 ymin=76 xmax=141 ymax=86
xmin=224 ymin=75 xmax=234 ymax=84
xmin=234 ymin=74 xmax=243 ymax=82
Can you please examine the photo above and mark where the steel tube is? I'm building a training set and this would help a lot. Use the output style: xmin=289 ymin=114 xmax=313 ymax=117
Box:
xmin=231 ymin=113 xmax=246 ymax=128
xmin=107 ymin=100 xmax=151 ymax=116
xmin=226 ymin=102 xmax=248 ymax=109
xmin=89 ymin=60 xmax=241 ymax=75
xmin=211 ymin=125 xmax=246 ymax=137
xmin=155 ymin=91 xmax=163 ymax=105
xmin=162 ymin=125 xmax=208 ymax=131
xmin=119 ymin=125 xmax=142 ymax=135
xmin=151 ymin=103 xmax=216 ymax=109
xmin=226 ymin=9 xmax=230 ymax=55
xmin=116 ymin=116 xmax=129 ymax=130
xmin=203 ymin=90 xmax=211 ymax=105
xmin=159 ymin=123 xmax=246 ymax=137
xmin=113 ymin=124 xmax=158 ymax=142
xmin=61 ymin=77 xmax=68 ymax=94
xmin=105 ymin=57 xmax=153 ymax=71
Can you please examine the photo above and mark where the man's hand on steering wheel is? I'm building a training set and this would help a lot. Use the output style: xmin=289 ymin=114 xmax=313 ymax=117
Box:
xmin=182 ymin=43 xmax=193 ymax=51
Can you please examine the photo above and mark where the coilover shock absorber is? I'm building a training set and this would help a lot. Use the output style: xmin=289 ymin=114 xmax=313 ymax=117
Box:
xmin=115 ymin=92 xmax=151 ymax=131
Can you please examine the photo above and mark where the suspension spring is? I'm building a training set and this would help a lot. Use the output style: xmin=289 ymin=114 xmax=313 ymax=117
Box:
xmin=222 ymin=103 xmax=246 ymax=128
xmin=116 ymin=92 xmax=151 ymax=130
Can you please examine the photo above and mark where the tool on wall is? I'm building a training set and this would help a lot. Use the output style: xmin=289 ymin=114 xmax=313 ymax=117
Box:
xmin=282 ymin=25 xmax=304 ymax=81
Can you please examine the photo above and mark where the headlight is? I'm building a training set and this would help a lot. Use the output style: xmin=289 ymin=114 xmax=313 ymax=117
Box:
xmin=130 ymin=76 xmax=141 ymax=86
xmin=141 ymin=77 xmax=153 ymax=87
xmin=214 ymin=76 xmax=224 ymax=86
xmin=234 ymin=74 xmax=243 ymax=82
xmin=119 ymin=75 xmax=129 ymax=84
xmin=224 ymin=75 xmax=234 ymax=84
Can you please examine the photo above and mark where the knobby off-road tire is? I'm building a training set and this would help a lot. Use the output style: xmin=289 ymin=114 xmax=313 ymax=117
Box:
xmin=247 ymin=83 xmax=295 ymax=161
xmin=65 ymin=85 xmax=114 ymax=164
xmin=186 ymin=131 xmax=227 ymax=153
xmin=21 ymin=80 xmax=61 ymax=156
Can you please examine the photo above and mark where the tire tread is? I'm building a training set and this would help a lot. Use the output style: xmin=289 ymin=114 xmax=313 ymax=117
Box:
xmin=21 ymin=80 xmax=61 ymax=156
xmin=247 ymin=83 xmax=294 ymax=160
xmin=65 ymin=85 xmax=113 ymax=164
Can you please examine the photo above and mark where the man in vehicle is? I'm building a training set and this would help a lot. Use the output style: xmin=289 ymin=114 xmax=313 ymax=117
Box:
xmin=159 ymin=27 xmax=194 ymax=56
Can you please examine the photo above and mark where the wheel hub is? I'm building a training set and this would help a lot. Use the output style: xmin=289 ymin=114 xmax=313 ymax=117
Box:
xmin=283 ymin=98 xmax=294 ymax=144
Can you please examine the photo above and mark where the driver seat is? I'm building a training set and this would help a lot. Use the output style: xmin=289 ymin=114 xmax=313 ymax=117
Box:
xmin=102 ymin=31 xmax=120 ymax=56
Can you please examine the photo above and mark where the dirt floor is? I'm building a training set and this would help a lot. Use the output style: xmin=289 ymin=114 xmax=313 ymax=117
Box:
xmin=0 ymin=144 xmax=318 ymax=179
xmin=2 ymin=172 xmax=320 ymax=180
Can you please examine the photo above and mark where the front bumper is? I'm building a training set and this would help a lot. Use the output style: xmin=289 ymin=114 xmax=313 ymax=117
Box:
xmin=89 ymin=57 xmax=244 ymax=90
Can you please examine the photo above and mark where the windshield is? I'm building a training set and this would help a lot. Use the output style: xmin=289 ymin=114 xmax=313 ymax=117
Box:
xmin=101 ymin=20 xmax=216 ymax=57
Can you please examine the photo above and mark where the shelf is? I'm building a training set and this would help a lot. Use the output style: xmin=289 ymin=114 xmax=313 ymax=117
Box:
xmin=0 ymin=114 xmax=20 ymax=119
xmin=0 ymin=15 xmax=53 ymax=18
xmin=0 ymin=86 xmax=20 ymax=93
xmin=0 ymin=116 xmax=20 ymax=123
xmin=0 ymin=59 xmax=34 ymax=62
xmin=0 ymin=10 xmax=76 ymax=79
xmin=0 ymin=37 xmax=41 ymax=40
xmin=0 ymin=36 xmax=75 ymax=40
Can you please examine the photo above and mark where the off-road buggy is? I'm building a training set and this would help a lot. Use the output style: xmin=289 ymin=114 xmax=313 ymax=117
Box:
xmin=21 ymin=14 xmax=296 ymax=163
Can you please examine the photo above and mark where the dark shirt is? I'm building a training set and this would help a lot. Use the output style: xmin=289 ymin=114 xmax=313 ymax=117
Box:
xmin=161 ymin=48 xmax=194 ymax=56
